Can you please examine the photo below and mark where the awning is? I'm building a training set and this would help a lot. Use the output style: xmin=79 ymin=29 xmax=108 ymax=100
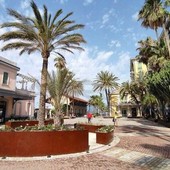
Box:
xmin=0 ymin=88 xmax=35 ymax=100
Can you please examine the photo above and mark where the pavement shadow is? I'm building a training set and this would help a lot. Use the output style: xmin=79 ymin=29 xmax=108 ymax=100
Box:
xmin=135 ymin=118 xmax=170 ymax=128
xmin=140 ymin=143 xmax=170 ymax=159
xmin=115 ymin=125 xmax=170 ymax=138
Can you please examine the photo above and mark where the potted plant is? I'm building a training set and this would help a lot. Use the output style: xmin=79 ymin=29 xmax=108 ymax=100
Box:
xmin=96 ymin=125 xmax=114 ymax=145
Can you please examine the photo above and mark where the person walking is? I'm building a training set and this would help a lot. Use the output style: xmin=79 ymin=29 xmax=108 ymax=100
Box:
xmin=113 ymin=112 xmax=118 ymax=126
xmin=87 ymin=112 xmax=92 ymax=123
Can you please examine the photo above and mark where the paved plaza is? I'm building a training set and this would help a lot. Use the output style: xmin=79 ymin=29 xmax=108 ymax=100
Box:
xmin=0 ymin=117 xmax=170 ymax=170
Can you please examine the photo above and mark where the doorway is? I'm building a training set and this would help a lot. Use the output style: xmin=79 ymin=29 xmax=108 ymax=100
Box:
xmin=122 ymin=109 xmax=127 ymax=117
xmin=0 ymin=101 xmax=6 ymax=123
xmin=131 ymin=108 xmax=137 ymax=117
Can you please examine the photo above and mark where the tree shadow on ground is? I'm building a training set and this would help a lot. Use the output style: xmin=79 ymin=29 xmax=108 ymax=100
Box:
xmin=140 ymin=143 xmax=170 ymax=159
xmin=135 ymin=118 xmax=170 ymax=128
xmin=115 ymin=124 xmax=170 ymax=140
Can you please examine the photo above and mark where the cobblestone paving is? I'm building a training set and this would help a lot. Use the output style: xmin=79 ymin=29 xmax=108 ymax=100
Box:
xmin=102 ymin=147 xmax=170 ymax=170
xmin=0 ymin=154 xmax=147 ymax=170
xmin=115 ymin=136 xmax=170 ymax=159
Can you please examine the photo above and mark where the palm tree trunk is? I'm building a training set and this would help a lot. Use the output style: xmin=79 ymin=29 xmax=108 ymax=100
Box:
xmin=72 ymin=94 xmax=75 ymax=116
xmin=105 ymin=89 xmax=111 ymax=116
xmin=54 ymin=112 xmax=61 ymax=126
xmin=163 ymin=23 xmax=170 ymax=57
xmin=38 ymin=56 xmax=49 ymax=127
xmin=155 ymin=29 xmax=159 ymax=41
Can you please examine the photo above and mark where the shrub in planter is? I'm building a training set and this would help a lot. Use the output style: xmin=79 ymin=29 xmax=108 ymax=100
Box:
xmin=5 ymin=119 xmax=54 ymax=128
xmin=96 ymin=125 xmax=114 ymax=145
xmin=76 ymin=123 xmax=104 ymax=133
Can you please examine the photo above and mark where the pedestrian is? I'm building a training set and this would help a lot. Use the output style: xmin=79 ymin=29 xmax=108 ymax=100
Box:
xmin=113 ymin=112 xmax=118 ymax=126
xmin=87 ymin=112 xmax=92 ymax=123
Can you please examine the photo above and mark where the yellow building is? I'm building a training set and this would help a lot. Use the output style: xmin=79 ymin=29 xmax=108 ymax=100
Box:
xmin=110 ymin=90 xmax=120 ymax=117
xmin=110 ymin=58 xmax=147 ymax=118
xmin=130 ymin=58 xmax=147 ymax=81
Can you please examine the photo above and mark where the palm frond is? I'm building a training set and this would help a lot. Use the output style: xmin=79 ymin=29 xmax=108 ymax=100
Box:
xmin=50 ymin=9 xmax=63 ymax=28
xmin=7 ymin=8 xmax=28 ymax=23
xmin=1 ymin=42 xmax=34 ymax=52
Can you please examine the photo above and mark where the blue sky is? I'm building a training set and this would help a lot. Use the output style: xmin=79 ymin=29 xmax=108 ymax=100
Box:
xmin=0 ymin=0 xmax=156 ymax=106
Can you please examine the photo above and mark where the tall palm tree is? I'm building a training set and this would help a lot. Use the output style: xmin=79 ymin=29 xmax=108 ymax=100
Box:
xmin=93 ymin=71 xmax=119 ymax=116
xmin=138 ymin=0 xmax=170 ymax=56
xmin=138 ymin=0 xmax=163 ymax=39
xmin=0 ymin=1 xmax=86 ymax=126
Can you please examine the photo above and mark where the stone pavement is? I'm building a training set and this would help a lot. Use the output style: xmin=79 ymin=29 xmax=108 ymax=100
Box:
xmin=100 ymin=117 xmax=170 ymax=170
xmin=102 ymin=147 xmax=170 ymax=170
xmin=0 ymin=117 xmax=170 ymax=170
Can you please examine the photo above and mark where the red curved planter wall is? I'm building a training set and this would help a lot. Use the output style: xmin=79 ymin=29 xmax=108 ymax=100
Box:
xmin=96 ymin=131 xmax=114 ymax=145
xmin=0 ymin=130 xmax=88 ymax=157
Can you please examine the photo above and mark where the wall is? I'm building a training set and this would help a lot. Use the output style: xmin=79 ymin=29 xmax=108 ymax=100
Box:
xmin=0 ymin=63 xmax=18 ymax=91
xmin=14 ymin=100 xmax=34 ymax=118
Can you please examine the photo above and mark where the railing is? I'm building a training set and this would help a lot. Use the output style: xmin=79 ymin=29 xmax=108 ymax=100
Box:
xmin=15 ymin=88 xmax=36 ymax=97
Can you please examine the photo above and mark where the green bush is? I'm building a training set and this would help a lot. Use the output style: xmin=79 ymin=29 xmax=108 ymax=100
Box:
xmin=1 ymin=124 xmax=81 ymax=132
xmin=96 ymin=125 xmax=114 ymax=133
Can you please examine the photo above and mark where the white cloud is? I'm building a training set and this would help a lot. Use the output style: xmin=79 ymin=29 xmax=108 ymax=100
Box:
xmin=20 ymin=0 xmax=30 ymax=9
xmin=132 ymin=12 xmax=138 ymax=21
xmin=102 ymin=14 xmax=110 ymax=24
xmin=113 ymin=0 xmax=117 ymax=3
xmin=83 ymin=0 xmax=94 ymax=6
xmin=64 ymin=47 xmax=130 ymax=100
xmin=59 ymin=0 xmax=68 ymax=4
xmin=100 ymin=9 xmax=118 ymax=29
xmin=96 ymin=51 xmax=113 ymax=61
xmin=127 ymin=28 xmax=133 ymax=32
xmin=108 ymin=40 xmax=121 ymax=48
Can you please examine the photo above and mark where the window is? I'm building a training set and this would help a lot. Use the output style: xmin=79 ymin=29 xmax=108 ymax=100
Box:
xmin=3 ymin=72 xmax=9 ymax=85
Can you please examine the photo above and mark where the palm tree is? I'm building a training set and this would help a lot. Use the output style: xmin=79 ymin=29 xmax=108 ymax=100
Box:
xmin=138 ymin=0 xmax=163 ymax=39
xmin=119 ymin=81 xmax=139 ymax=104
xmin=136 ymin=37 xmax=156 ymax=65
xmin=68 ymin=79 xmax=84 ymax=116
xmin=0 ymin=1 xmax=86 ymax=126
xmin=137 ymin=37 xmax=168 ymax=72
xmin=138 ymin=0 xmax=170 ymax=56
xmin=93 ymin=71 xmax=119 ymax=116
xmin=89 ymin=95 xmax=105 ymax=114
xmin=47 ymin=68 xmax=75 ymax=126
xmin=142 ymin=93 xmax=158 ymax=118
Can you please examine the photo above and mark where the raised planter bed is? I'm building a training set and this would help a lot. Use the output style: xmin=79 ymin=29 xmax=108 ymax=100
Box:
xmin=96 ymin=131 xmax=114 ymax=145
xmin=0 ymin=129 xmax=88 ymax=157
xmin=76 ymin=123 xmax=104 ymax=133
xmin=5 ymin=119 xmax=54 ymax=128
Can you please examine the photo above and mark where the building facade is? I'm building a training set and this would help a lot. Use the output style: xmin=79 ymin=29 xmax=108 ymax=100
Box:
xmin=130 ymin=58 xmax=147 ymax=81
xmin=110 ymin=58 xmax=147 ymax=118
xmin=0 ymin=56 xmax=36 ymax=123
xmin=46 ymin=96 xmax=88 ymax=118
